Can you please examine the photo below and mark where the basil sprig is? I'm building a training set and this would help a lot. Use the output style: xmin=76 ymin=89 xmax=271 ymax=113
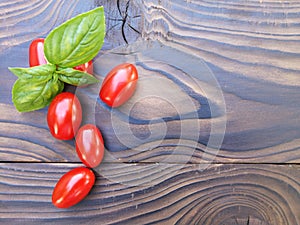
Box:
xmin=9 ymin=6 xmax=106 ymax=112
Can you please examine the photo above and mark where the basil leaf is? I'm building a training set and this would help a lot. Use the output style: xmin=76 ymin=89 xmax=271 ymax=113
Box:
xmin=8 ymin=64 xmax=55 ymax=84
xmin=12 ymin=77 xmax=64 ymax=112
xmin=44 ymin=6 xmax=105 ymax=68
xmin=57 ymin=67 xmax=99 ymax=86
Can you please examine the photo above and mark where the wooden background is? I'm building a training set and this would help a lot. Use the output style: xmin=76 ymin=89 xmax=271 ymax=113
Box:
xmin=0 ymin=0 xmax=299 ymax=224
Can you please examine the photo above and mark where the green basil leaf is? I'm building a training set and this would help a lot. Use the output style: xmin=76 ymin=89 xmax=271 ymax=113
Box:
xmin=44 ymin=6 xmax=105 ymax=68
xmin=56 ymin=67 xmax=99 ymax=86
xmin=12 ymin=77 xmax=64 ymax=112
xmin=8 ymin=64 xmax=55 ymax=84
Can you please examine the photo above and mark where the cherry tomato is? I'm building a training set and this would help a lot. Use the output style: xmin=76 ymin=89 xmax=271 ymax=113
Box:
xmin=99 ymin=63 xmax=138 ymax=107
xmin=29 ymin=38 xmax=93 ymax=74
xmin=52 ymin=167 xmax=95 ymax=208
xmin=73 ymin=60 xmax=94 ymax=74
xmin=29 ymin=38 xmax=47 ymax=67
xmin=75 ymin=124 xmax=104 ymax=168
xmin=47 ymin=92 xmax=82 ymax=140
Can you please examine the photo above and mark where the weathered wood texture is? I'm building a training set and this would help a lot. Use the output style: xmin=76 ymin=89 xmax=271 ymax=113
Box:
xmin=134 ymin=0 xmax=300 ymax=163
xmin=1 ymin=163 xmax=299 ymax=225
xmin=0 ymin=0 xmax=299 ymax=224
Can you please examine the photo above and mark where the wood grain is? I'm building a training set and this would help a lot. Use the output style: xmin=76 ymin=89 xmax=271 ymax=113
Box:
xmin=0 ymin=104 xmax=79 ymax=162
xmin=2 ymin=1 xmax=298 ymax=163
xmin=0 ymin=0 xmax=299 ymax=224
xmin=0 ymin=0 xmax=96 ymax=52
xmin=132 ymin=0 xmax=300 ymax=163
xmin=95 ymin=0 xmax=142 ymax=47
xmin=0 ymin=163 xmax=299 ymax=225
xmin=75 ymin=39 xmax=300 ymax=164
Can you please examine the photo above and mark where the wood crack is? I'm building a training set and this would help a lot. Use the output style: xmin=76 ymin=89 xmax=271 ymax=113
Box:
xmin=116 ymin=0 xmax=141 ymax=44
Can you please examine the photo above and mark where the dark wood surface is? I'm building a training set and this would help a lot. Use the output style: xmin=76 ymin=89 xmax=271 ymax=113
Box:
xmin=0 ymin=0 xmax=299 ymax=224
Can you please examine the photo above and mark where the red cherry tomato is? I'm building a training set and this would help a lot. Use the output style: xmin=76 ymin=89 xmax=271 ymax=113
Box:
xmin=100 ymin=63 xmax=138 ymax=107
xmin=47 ymin=92 xmax=82 ymax=140
xmin=52 ymin=167 xmax=95 ymax=208
xmin=73 ymin=60 xmax=94 ymax=74
xmin=29 ymin=38 xmax=47 ymax=67
xmin=75 ymin=124 xmax=105 ymax=168
xmin=29 ymin=38 xmax=93 ymax=74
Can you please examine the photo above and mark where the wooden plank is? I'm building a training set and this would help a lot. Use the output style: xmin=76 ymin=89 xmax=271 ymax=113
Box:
xmin=0 ymin=163 xmax=299 ymax=224
xmin=1 ymin=0 xmax=300 ymax=164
